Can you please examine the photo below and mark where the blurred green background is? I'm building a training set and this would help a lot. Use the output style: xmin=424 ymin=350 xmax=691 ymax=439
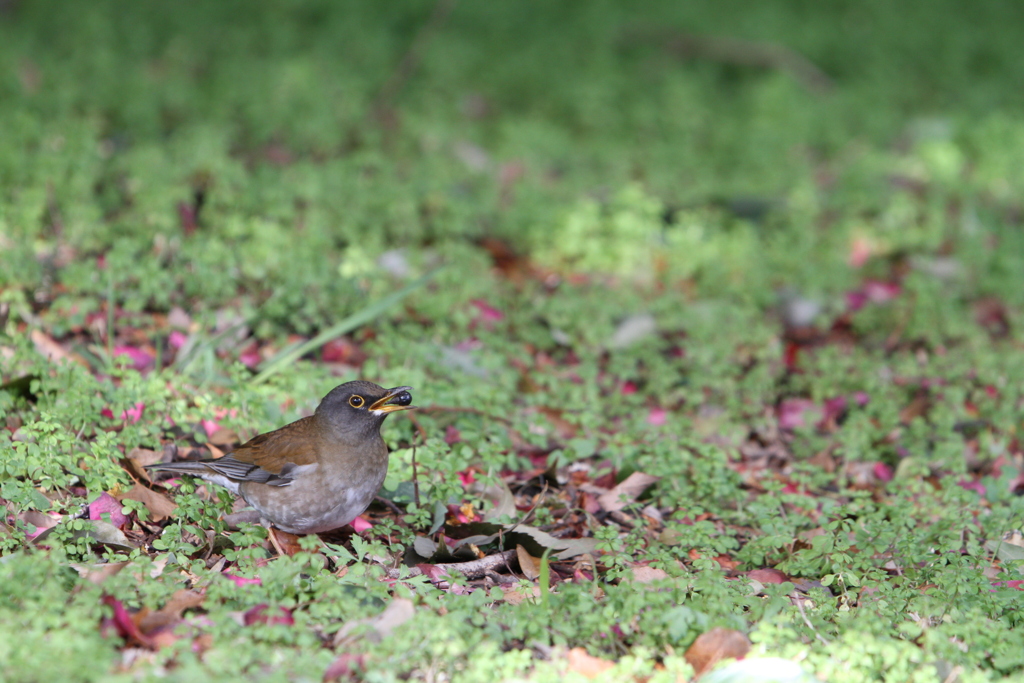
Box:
xmin=3 ymin=2 xmax=1024 ymax=681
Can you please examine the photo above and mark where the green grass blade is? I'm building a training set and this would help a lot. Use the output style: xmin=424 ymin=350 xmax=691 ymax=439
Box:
xmin=251 ymin=270 xmax=439 ymax=385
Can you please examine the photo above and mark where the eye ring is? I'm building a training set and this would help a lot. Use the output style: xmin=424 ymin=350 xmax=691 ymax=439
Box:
xmin=348 ymin=395 xmax=365 ymax=408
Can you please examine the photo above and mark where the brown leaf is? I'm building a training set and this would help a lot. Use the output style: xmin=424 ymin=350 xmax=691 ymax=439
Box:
xmin=630 ymin=566 xmax=669 ymax=583
xmin=899 ymin=394 xmax=930 ymax=424
xmin=209 ymin=427 xmax=238 ymax=446
xmin=516 ymin=544 xmax=541 ymax=580
xmin=501 ymin=585 xmax=541 ymax=605
xmin=684 ymin=628 xmax=751 ymax=678
xmin=566 ymin=647 xmax=615 ymax=678
xmin=537 ymin=406 xmax=579 ymax=440
xmin=137 ymin=589 xmax=206 ymax=634
xmin=72 ymin=561 xmax=131 ymax=584
xmin=748 ymin=568 xmax=790 ymax=584
xmin=597 ymin=472 xmax=660 ymax=513
xmin=807 ymin=449 xmax=836 ymax=473
xmin=714 ymin=554 xmax=741 ymax=571
xmin=128 ymin=447 xmax=164 ymax=467
xmin=324 ymin=653 xmax=368 ymax=682
xmin=116 ymin=483 xmax=177 ymax=522
xmin=333 ymin=598 xmax=414 ymax=647
xmin=30 ymin=329 xmax=88 ymax=367
xmin=270 ymin=528 xmax=304 ymax=557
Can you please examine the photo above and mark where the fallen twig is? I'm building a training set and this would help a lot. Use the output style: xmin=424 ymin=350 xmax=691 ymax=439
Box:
xmin=621 ymin=27 xmax=834 ymax=94
xmin=381 ymin=549 xmax=518 ymax=580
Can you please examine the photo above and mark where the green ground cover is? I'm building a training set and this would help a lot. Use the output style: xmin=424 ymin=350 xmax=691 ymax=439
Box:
xmin=3 ymin=1 xmax=1024 ymax=680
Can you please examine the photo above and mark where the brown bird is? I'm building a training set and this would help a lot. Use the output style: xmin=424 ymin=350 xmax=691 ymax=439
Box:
xmin=147 ymin=381 xmax=414 ymax=534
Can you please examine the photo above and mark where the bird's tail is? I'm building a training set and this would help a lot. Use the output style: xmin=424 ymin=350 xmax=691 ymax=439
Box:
xmin=145 ymin=461 xmax=213 ymax=476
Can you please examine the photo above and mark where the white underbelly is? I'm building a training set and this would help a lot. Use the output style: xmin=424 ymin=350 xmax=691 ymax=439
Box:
xmin=242 ymin=472 xmax=383 ymax=534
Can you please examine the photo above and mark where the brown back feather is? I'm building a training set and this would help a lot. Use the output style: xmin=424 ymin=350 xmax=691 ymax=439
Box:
xmin=228 ymin=415 xmax=322 ymax=474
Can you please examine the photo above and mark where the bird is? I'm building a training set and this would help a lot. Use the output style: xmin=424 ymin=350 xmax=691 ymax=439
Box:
xmin=147 ymin=381 xmax=414 ymax=534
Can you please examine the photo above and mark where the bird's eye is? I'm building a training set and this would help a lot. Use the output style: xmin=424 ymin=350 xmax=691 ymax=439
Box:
xmin=349 ymin=395 xmax=365 ymax=408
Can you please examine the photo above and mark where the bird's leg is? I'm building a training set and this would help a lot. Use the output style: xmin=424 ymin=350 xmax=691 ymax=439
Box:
xmin=265 ymin=523 xmax=308 ymax=557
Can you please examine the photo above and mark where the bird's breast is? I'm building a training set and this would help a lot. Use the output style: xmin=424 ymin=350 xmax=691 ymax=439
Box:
xmin=239 ymin=449 xmax=389 ymax=534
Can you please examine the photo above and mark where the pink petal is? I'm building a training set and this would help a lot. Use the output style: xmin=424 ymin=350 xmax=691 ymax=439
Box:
xmin=846 ymin=290 xmax=868 ymax=312
xmin=470 ymin=299 xmax=504 ymax=322
xmin=350 ymin=516 xmax=373 ymax=534
xmin=782 ymin=482 xmax=810 ymax=496
xmin=992 ymin=580 xmax=1024 ymax=591
xmin=243 ymin=604 xmax=294 ymax=626
xmin=454 ymin=338 xmax=483 ymax=351
xmin=646 ymin=407 xmax=668 ymax=426
xmin=239 ymin=347 xmax=260 ymax=368
xmin=958 ymin=479 xmax=986 ymax=496
xmin=864 ymin=280 xmax=901 ymax=303
xmin=444 ymin=425 xmax=462 ymax=445
xmin=324 ymin=654 xmax=368 ymax=681
xmin=101 ymin=408 xmax=115 ymax=419
xmin=821 ymin=396 xmax=848 ymax=422
xmin=101 ymin=595 xmax=152 ymax=646
xmin=202 ymin=419 xmax=220 ymax=438
xmin=168 ymin=331 xmax=188 ymax=350
xmin=620 ymin=381 xmax=638 ymax=395
xmin=113 ymin=345 xmax=154 ymax=371
xmin=223 ymin=573 xmax=262 ymax=587
xmin=121 ymin=402 xmax=145 ymax=424
xmin=89 ymin=493 xmax=128 ymax=527
xmin=457 ymin=469 xmax=476 ymax=487
xmin=872 ymin=462 xmax=894 ymax=482
xmin=777 ymin=399 xmax=820 ymax=430
xmin=853 ymin=391 xmax=870 ymax=406
xmin=848 ymin=236 xmax=874 ymax=268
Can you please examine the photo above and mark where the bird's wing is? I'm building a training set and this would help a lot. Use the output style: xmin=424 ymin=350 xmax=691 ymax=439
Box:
xmin=216 ymin=415 xmax=320 ymax=479
xmin=149 ymin=416 xmax=320 ymax=487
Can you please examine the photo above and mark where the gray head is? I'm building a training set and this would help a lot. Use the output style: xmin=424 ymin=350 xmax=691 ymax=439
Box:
xmin=315 ymin=381 xmax=415 ymax=440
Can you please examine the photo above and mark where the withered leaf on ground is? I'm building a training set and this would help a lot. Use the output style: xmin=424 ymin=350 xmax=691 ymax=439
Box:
xmin=117 ymin=482 xmax=177 ymax=522
xmin=684 ymin=627 xmax=751 ymax=678
xmin=447 ymin=520 xmax=598 ymax=560
xmin=137 ymin=589 xmax=206 ymax=634
xmin=566 ymin=647 xmax=616 ymax=678
xmin=597 ymin=472 xmax=660 ymax=512
xmin=30 ymin=329 xmax=89 ymax=367
xmin=630 ymin=565 xmax=670 ymax=583
xmin=333 ymin=598 xmax=415 ymax=647
xmin=516 ymin=544 xmax=541 ymax=580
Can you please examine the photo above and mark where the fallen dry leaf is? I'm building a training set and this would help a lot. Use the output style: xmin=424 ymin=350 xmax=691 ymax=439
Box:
xmin=209 ymin=427 xmax=238 ymax=446
xmin=597 ymin=472 xmax=660 ymax=513
xmin=30 ymin=329 xmax=88 ymax=367
xmin=501 ymin=585 xmax=541 ymax=605
xmin=684 ymin=627 xmax=751 ymax=678
xmin=137 ymin=589 xmax=206 ymax=634
xmin=517 ymin=544 xmax=541 ymax=580
xmin=324 ymin=653 xmax=368 ymax=682
xmin=566 ymin=647 xmax=615 ymax=678
xmin=117 ymin=483 xmax=178 ymax=523
xmin=333 ymin=598 xmax=414 ymax=647
xmin=127 ymin=447 xmax=164 ymax=467
xmin=630 ymin=565 xmax=670 ymax=583
xmin=72 ymin=561 xmax=131 ymax=584
xmin=748 ymin=568 xmax=790 ymax=584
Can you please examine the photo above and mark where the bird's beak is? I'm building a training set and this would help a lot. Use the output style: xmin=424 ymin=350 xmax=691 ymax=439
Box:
xmin=370 ymin=386 xmax=416 ymax=414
